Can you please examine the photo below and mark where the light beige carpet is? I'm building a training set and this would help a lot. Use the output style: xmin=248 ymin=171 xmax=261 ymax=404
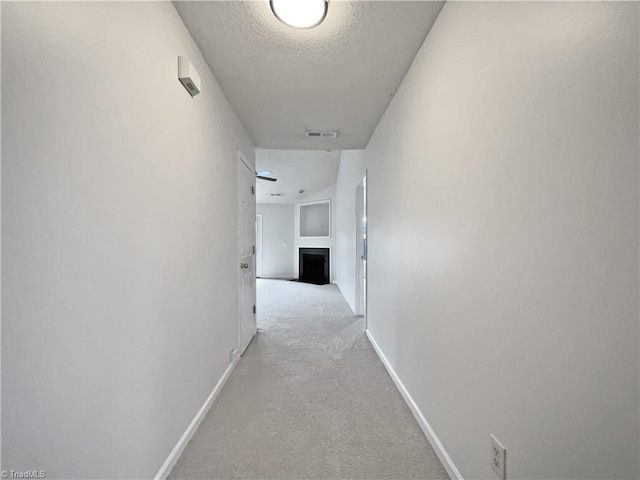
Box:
xmin=169 ymin=279 xmax=449 ymax=480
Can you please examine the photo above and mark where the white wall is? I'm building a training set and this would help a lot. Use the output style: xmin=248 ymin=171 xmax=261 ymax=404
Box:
xmin=256 ymin=204 xmax=295 ymax=279
xmin=365 ymin=2 xmax=639 ymax=479
xmin=1 ymin=2 xmax=254 ymax=478
xmin=294 ymin=184 xmax=337 ymax=282
xmin=335 ymin=150 xmax=366 ymax=313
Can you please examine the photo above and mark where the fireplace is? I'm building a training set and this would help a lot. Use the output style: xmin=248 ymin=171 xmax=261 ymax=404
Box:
xmin=298 ymin=248 xmax=330 ymax=285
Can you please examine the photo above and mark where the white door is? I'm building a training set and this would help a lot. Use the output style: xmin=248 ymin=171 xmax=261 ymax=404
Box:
xmin=256 ymin=214 xmax=263 ymax=279
xmin=238 ymin=154 xmax=256 ymax=355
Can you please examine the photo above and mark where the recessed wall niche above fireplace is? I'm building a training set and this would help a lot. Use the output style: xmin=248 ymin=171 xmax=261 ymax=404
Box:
xmin=299 ymin=200 xmax=330 ymax=238
xmin=298 ymin=248 xmax=330 ymax=285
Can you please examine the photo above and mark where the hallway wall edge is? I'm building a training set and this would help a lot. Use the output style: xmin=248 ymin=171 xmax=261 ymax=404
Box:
xmin=365 ymin=329 xmax=463 ymax=480
xmin=154 ymin=355 xmax=241 ymax=480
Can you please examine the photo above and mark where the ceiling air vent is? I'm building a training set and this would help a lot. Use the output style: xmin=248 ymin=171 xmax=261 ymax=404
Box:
xmin=305 ymin=131 xmax=338 ymax=138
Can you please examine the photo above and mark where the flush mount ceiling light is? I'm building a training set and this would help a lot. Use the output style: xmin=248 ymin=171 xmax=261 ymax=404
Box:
xmin=270 ymin=0 xmax=328 ymax=29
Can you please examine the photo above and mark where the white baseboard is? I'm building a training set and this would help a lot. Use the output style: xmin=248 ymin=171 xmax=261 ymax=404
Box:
xmin=154 ymin=355 xmax=240 ymax=480
xmin=365 ymin=329 xmax=464 ymax=480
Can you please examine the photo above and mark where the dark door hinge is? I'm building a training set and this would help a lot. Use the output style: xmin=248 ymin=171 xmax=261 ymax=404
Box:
xmin=251 ymin=186 xmax=254 ymax=195
xmin=253 ymin=305 xmax=256 ymax=314
xmin=252 ymin=245 xmax=255 ymax=254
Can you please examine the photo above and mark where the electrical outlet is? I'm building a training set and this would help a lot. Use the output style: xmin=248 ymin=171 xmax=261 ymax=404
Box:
xmin=490 ymin=434 xmax=506 ymax=480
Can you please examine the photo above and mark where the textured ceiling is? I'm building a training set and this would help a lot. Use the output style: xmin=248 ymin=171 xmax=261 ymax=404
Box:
xmin=255 ymin=149 xmax=340 ymax=204
xmin=174 ymin=1 xmax=445 ymax=149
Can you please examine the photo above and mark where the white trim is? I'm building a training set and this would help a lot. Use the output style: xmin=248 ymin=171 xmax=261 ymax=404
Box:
xmin=365 ymin=329 xmax=464 ymax=480
xmin=256 ymin=213 xmax=263 ymax=279
xmin=355 ymin=173 xmax=367 ymax=321
xmin=154 ymin=355 xmax=240 ymax=480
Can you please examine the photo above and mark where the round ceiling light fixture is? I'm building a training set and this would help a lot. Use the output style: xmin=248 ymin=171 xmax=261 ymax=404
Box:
xmin=270 ymin=0 xmax=328 ymax=29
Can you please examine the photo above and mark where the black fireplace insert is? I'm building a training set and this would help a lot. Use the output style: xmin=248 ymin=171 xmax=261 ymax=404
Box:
xmin=298 ymin=248 xmax=330 ymax=285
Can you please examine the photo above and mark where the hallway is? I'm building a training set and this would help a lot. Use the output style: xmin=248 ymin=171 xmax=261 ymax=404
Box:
xmin=169 ymin=280 xmax=449 ymax=479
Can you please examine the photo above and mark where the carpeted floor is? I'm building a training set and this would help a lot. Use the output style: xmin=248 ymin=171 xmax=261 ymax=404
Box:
xmin=169 ymin=279 xmax=449 ymax=480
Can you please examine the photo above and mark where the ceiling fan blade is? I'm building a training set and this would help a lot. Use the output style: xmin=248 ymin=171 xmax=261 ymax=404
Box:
xmin=256 ymin=175 xmax=277 ymax=182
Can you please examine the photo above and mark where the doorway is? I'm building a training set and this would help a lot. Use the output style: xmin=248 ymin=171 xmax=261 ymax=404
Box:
xmin=237 ymin=152 xmax=257 ymax=355
xmin=355 ymin=174 xmax=367 ymax=322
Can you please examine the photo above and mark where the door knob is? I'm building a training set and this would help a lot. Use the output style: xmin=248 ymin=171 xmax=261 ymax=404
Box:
xmin=240 ymin=263 xmax=249 ymax=269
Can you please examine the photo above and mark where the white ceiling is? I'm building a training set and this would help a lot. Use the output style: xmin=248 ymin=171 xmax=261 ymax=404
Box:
xmin=255 ymin=149 xmax=340 ymax=204
xmin=174 ymin=1 xmax=445 ymax=150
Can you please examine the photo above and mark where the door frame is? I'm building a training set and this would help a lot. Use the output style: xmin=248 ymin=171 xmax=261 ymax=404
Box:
xmin=256 ymin=213 xmax=263 ymax=279
xmin=355 ymin=173 xmax=367 ymax=324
